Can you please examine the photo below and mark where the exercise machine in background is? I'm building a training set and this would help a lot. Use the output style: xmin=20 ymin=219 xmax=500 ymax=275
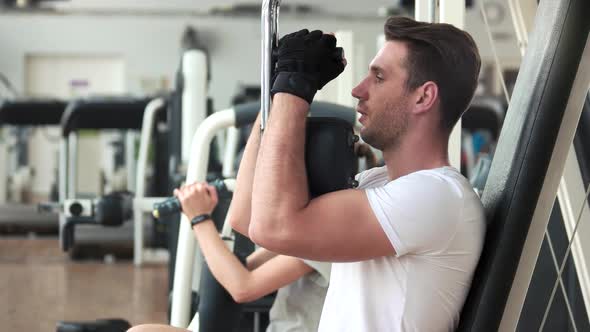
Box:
xmin=0 ymin=99 xmax=65 ymax=233
xmin=56 ymin=97 xmax=151 ymax=259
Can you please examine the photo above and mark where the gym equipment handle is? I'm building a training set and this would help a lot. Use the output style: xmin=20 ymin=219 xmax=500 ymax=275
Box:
xmin=152 ymin=179 xmax=227 ymax=219
xmin=152 ymin=197 xmax=182 ymax=219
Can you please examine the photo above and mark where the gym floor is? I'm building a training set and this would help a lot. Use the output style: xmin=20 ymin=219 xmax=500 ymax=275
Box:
xmin=0 ymin=237 xmax=168 ymax=331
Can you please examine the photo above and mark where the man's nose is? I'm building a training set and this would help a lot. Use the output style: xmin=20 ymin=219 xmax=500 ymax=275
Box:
xmin=351 ymin=80 xmax=366 ymax=100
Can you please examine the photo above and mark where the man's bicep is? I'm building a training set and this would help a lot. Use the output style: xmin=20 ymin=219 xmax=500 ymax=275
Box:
xmin=284 ymin=189 xmax=396 ymax=262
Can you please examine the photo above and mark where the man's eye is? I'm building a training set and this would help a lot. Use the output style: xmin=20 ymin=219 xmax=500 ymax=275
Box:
xmin=375 ymin=75 xmax=384 ymax=82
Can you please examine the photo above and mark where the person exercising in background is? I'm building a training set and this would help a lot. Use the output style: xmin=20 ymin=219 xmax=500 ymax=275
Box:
xmin=128 ymin=154 xmax=328 ymax=332
xmin=128 ymin=114 xmax=377 ymax=332
xmin=231 ymin=17 xmax=486 ymax=331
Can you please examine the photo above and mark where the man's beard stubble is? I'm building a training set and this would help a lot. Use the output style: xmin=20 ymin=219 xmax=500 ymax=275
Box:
xmin=360 ymin=104 xmax=409 ymax=151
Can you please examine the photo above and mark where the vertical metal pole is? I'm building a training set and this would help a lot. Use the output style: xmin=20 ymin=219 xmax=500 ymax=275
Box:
xmin=0 ymin=133 xmax=6 ymax=203
xmin=222 ymin=125 xmax=240 ymax=178
xmin=260 ymin=0 xmax=281 ymax=131
xmin=254 ymin=312 xmax=261 ymax=332
xmin=59 ymin=137 xmax=68 ymax=250
xmin=125 ymin=131 xmax=137 ymax=192
xmin=507 ymin=0 xmax=529 ymax=55
xmin=428 ymin=0 xmax=436 ymax=22
xmin=170 ymin=111 xmax=236 ymax=327
xmin=67 ymin=132 xmax=77 ymax=199
xmin=507 ymin=0 xmax=537 ymax=56
xmin=134 ymin=98 xmax=165 ymax=266
xmin=556 ymin=108 xmax=590 ymax=327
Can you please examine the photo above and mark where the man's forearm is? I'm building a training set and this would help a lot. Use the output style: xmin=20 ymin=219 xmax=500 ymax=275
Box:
xmin=228 ymin=113 xmax=262 ymax=235
xmin=250 ymin=94 xmax=310 ymax=241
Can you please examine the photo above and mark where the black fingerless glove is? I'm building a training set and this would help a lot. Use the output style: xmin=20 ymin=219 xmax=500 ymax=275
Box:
xmin=271 ymin=29 xmax=345 ymax=104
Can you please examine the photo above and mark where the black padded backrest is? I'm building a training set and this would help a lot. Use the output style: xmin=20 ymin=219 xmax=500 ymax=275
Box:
xmin=0 ymin=99 xmax=66 ymax=126
xmin=61 ymin=97 xmax=150 ymax=137
xmin=458 ymin=1 xmax=590 ymax=331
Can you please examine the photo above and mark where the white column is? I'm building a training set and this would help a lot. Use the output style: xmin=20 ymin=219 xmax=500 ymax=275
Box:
xmin=415 ymin=0 xmax=436 ymax=23
xmin=440 ymin=0 xmax=465 ymax=28
xmin=336 ymin=31 xmax=355 ymax=108
xmin=439 ymin=0 xmax=465 ymax=170
xmin=315 ymin=30 xmax=356 ymax=107
xmin=181 ymin=50 xmax=208 ymax=164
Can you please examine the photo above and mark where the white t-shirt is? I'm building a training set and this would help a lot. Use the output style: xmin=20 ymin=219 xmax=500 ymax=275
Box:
xmin=318 ymin=166 xmax=486 ymax=332
xmin=267 ymin=260 xmax=331 ymax=332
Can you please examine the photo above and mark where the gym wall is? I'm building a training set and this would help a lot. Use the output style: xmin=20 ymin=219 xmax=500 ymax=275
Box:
xmin=0 ymin=4 xmax=521 ymax=111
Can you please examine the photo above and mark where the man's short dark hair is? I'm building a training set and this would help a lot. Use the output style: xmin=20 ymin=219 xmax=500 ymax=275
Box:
xmin=384 ymin=16 xmax=481 ymax=132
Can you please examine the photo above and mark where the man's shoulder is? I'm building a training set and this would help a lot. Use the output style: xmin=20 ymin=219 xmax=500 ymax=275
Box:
xmin=359 ymin=166 xmax=481 ymax=212
xmin=400 ymin=167 xmax=474 ymax=196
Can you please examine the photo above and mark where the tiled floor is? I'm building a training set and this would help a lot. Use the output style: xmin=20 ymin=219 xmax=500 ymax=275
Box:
xmin=0 ymin=237 xmax=168 ymax=331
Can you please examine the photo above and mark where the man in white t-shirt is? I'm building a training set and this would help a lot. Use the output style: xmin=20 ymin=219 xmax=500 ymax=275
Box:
xmin=231 ymin=17 xmax=486 ymax=331
xmin=319 ymin=165 xmax=485 ymax=331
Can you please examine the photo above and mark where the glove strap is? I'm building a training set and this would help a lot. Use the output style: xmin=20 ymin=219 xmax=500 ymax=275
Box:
xmin=271 ymin=72 xmax=318 ymax=105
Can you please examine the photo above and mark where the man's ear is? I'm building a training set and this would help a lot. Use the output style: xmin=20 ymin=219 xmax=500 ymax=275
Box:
xmin=412 ymin=81 xmax=438 ymax=115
